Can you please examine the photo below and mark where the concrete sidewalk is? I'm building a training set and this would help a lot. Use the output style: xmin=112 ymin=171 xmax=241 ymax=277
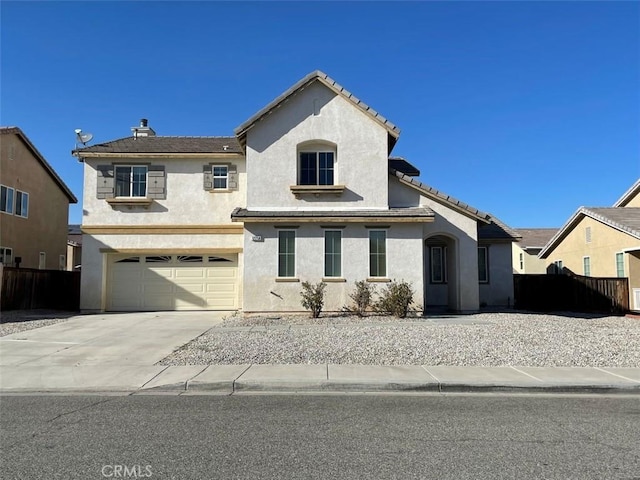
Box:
xmin=1 ymin=364 xmax=639 ymax=395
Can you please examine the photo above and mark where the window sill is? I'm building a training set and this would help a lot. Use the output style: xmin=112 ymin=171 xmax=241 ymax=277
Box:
xmin=290 ymin=185 xmax=346 ymax=197
xmin=322 ymin=277 xmax=346 ymax=283
xmin=106 ymin=198 xmax=154 ymax=209
xmin=275 ymin=277 xmax=300 ymax=282
xmin=206 ymin=189 xmax=232 ymax=193
xmin=366 ymin=277 xmax=391 ymax=283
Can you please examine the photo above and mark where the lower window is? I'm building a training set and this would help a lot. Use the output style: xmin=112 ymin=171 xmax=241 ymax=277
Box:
xmin=0 ymin=247 xmax=12 ymax=265
xmin=478 ymin=246 xmax=488 ymax=283
xmin=369 ymin=231 xmax=386 ymax=277
xmin=324 ymin=231 xmax=342 ymax=277
xmin=278 ymin=231 xmax=296 ymax=277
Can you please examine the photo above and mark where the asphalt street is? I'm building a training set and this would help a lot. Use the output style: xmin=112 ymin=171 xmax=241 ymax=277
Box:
xmin=1 ymin=394 xmax=639 ymax=479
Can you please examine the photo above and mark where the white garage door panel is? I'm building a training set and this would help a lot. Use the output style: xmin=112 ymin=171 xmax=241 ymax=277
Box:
xmin=108 ymin=254 xmax=239 ymax=311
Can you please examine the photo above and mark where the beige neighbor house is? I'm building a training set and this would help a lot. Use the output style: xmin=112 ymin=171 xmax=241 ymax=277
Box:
xmin=539 ymin=178 xmax=640 ymax=311
xmin=0 ymin=127 xmax=77 ymax=270
xmin=67 ymin=224 xmax=82 ymax=271
xmin=73 ymin=71 xmax=519 ymax=313
xmin=512 ymin=228 xmax=558 ymax=274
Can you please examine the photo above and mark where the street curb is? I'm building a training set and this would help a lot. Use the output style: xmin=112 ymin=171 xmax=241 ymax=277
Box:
xmin=3 ymin=382 xmax=640 ymax=395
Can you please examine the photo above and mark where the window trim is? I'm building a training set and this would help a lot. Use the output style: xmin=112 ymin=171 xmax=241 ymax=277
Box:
xmin=298 ymin=151 xmax=335 ymax=186
xmin=478 ymin=246 xmax=489 ymax=284
xmin=15 ymin=190 xmax=29 ymax=218
xmin=583 ymin=256 xmax=591 ymax=276
xmin=38 ymin=252 xmax=46 ymax=270
xmin=114 ymin=165 xmax=148 ymax=198
xmin=0 ymin=247 xmax=13 ymax=265
xmin=212 ymin=164 xmax=229 ymax=190
xmin=324 ymin=230 xmax=342 ymax=278
xmin=519 ymin=252 xmax=524 ymax=271
xmin=553 ymin=260 xmax=563 ymax=274
xmin=429 ymin=245 xmax=447 ymax=284
xmin=1 ymin=185 xmax=15 ymax=214
xmin=369 ymin=230 xmax=387 ymax=278
xmin=277 ymin=230 xmax=296 ymax=278
xmin=615 ymin=252 xmax=625 ymax=278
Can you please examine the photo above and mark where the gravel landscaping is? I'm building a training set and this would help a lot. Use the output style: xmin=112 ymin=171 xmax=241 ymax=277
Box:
xmin=0 ymin=310 xmax=77 ymax=337
xmin=159 ymin=312 xmax=640 ymax=367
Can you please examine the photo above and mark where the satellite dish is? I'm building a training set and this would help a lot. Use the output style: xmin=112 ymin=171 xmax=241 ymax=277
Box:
xmin=74 ymin=128 xmax=93 ymax=145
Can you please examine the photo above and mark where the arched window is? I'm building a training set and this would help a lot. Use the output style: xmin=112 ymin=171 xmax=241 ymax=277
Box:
xmin=297 ymin=141 xmax=337 ymax=186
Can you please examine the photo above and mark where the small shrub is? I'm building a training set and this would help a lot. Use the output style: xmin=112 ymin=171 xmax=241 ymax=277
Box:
xmin=349 ymin=280 xmax=376 ymax=316
xmin=300 ymin=281 xmax=327 ymax=318
xmin=374 ymin=280 xmax=415 ymax=318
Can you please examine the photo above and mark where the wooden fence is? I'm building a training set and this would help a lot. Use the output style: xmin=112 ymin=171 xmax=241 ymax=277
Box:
xmin=513 ymin=271 xmax=629 ymax=314
xmin=1 ymin=267 xmax=81 ymax=311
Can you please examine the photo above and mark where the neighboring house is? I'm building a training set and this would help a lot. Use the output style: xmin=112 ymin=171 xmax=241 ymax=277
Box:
xmin=0 ymin=127 xmax=78 ymax=270
xmin=67 ymin=224 xmax=82 ymax=270
xmin=539 ymin=178 xmax=640 ymax=310
xmin=512 ymin=228 xmax=558 ymax=274
xmin=73 ymin=71 xmax=519 ymax=313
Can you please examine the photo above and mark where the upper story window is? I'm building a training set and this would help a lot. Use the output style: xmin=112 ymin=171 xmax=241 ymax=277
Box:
xmin=15 ymin=190 xmax=29 ymax=218
xmin=213 ymin=166 xmax=228 ymax=189
xmin=299 ymin=151 xmax=334 ymax=185
xmin=97 ymin=164 xmax=165 ymax=203
xmin=203 ymin=164 xmax=238 ymax=192
xmin=115 ymin=165 xmax=147 ymax=197
xmin=1 ymin=185 xmax=14 ymax=214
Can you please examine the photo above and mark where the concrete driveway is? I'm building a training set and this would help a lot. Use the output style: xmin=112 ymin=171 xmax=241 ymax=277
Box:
xmin=0 ymin=311 xmax=226 ymax=367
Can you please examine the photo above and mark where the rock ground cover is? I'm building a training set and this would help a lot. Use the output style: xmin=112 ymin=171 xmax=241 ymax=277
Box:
xmin=159 ymin=312 xmax=640 ymax=367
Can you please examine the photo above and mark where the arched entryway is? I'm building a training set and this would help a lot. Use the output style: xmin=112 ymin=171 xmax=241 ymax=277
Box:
xmin=424 ymin=234 xmax=459 ymax=313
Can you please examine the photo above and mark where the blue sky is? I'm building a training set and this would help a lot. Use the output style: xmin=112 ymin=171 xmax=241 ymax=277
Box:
xmin=2 ymin=1 xmax=638 ymax=227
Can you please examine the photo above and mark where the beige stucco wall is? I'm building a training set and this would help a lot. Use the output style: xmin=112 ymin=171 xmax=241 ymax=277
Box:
xmin=543 ymin=215 xmax=640 ymax=310
xmin=621 ymin=189 xmax=640 ymax=207
xmin=82 ymin=156 xmax=245 ymax=225
xmin=512 ymin=244 xmax=547 ymax=274
xmin=543 ymin=216 xmax=639 ymax=277
xmin=0 ymin=133 xmax=71 ymax=269
xmin=245 ymin=82 xmax=390 ymax=210
xmin=241 ymin=223 xmax=424 ymax=313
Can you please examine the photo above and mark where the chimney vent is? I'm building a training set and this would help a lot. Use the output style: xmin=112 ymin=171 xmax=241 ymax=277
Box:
xmin=131 ymin=118 xmax=156 ymax=138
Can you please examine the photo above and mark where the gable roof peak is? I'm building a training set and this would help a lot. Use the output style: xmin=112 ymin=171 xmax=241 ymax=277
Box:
xmin=234 ymin=70 xmax=401 ymax=150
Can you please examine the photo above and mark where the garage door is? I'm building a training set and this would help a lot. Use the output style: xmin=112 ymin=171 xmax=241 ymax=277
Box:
xmin=107 ymin=254 xmax=239 ymax=311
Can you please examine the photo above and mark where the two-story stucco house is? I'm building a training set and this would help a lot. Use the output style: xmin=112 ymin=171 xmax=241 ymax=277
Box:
xmin=1 ymin=127 xmax=78 ymax=270
xmin=74 ymin=71 xmax=519 ymax=313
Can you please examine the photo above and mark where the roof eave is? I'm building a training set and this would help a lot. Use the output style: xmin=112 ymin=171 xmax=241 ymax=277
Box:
xmin=234 ymin=70 xmax=401 ymax=148
xmin=6 ymin=128 xmax=78 ymax=203
xmin=392 ymin=170 xmax=491 ymax=224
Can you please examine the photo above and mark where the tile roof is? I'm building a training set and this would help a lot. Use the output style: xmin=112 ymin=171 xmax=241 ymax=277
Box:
xmin=234 ymin=70 xmax=401 ymax=149
xmin=73 ymin=136 xmax=243 ymax=155
xmin=391 ymin=169 xmax=491 ymax=222
xmin=613 ymin=178 xmax=640 ymax=207
xmin=1 ymin=126 xmax=78 ymax=203
xmin=478 ymin=215 xmax=522 ymax=241
xmin=231 ymin=207 xmax=435 ymax=221
xmin=389 ymin=157 xmax=420 ymax=176
xmin=514 ymin=228 xmax=559 ymax=248
xmin=539 ymin=207 xmax=640 ymax=258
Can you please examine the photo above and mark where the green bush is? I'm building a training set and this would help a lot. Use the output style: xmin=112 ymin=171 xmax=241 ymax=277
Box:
xmin=300 ymin=281 xmax=327 ymax=318
xmin=349 ymin=280 xmax=376 ymax=316
xmin=374 ymin=280 xmax=415 ymax=318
